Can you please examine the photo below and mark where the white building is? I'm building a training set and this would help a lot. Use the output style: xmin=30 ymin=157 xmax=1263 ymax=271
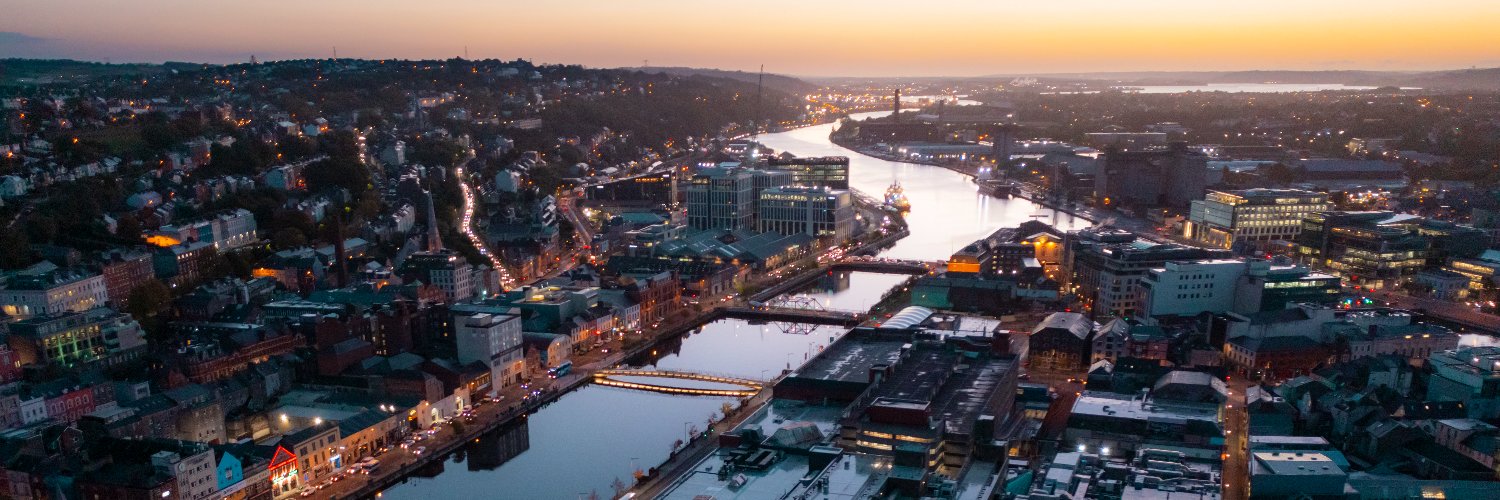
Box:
xmin=1139 ymin=259 xmax=1246 ymax=318
xmin=0 ymin=270 xmax=109 ymax=318
xmin=1187 ymin=189 xmax=1330 ymax=250
xmin=153 ymin=448 xmax=218 ymax=500
xmin=454 ymin=312 xmax=525 ymax=391
xmin=1140 ymin=259 xmax=1341 ymax=320
xmin=148 ymin=208 xmax=258 ymax=251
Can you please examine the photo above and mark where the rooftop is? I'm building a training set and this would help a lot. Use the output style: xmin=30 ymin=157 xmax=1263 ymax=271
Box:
xmin=1250 ymin=451 xmax=1342 ymax=476
xmin=789 ymin=332 xmax=906 ymax=384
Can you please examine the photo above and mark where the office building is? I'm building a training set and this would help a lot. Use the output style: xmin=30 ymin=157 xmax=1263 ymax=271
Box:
xmin=1295 ymin=211 xmax=1485 ymax=289
xmin=454 ymin=312 xmax=525 ymax=389
xmin=1249 ymin=452 xmax=1352 ymax=498
xmin=1141 ymin=258 xmax=1340 ymax=318
xmin=686 ymin=167 xmax=754 ymax=231
xmin=766 ymin=156 xmax=850 ymax=189
xmin=1066 ymin=230 xmax=1229 ymax=319
xmin=755 ymin=187 xmax=855 ymax=241
xmin=1188 ymin=189 xmax=1331 ymax=250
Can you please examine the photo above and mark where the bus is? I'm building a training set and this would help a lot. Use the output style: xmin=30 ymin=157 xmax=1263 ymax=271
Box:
xmin=548 ymin=361 xmax=573 ymax=379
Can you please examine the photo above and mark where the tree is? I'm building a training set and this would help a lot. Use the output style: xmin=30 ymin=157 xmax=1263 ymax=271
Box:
xmin=303 ymin=157 xmax=370 ymax=194
xmin=0 ymin=232 xmax=33 ymax=269
xmin=271 ymin=228 xmax=307 ymax=250
xmin=126 ymin=279 xmax=172 ymax=321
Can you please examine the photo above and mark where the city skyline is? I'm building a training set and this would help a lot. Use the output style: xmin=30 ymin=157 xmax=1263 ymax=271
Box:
xmin=4 ymin=0 xmax=1500 ymax=76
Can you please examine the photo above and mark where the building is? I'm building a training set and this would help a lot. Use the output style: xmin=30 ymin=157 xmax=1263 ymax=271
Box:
xmin=1414 ymin=269 xmax=1470 ymax=300
xmin=755 ymin=187 xmax=855 ymax=242
xmin=454 ymin=311 xmax=525 ymax=390
xmin=284 ymin=422 xmax=341 ymax=486
xmin=1030 ymin=312 xmax=1095 ymax=372
xmin=765 ymin=155 xmax=849 ymax=189
xmin=1067 ymin=231 xmax=1229 ymax=319
xmin=1141 ymin=258 xmax=1340 ymax=318
xmin=1064 ymin=391 xmax=1223 ymax=455
xmin=1188 ymin=189 xmax=1331 ymax=251
xmin=1295 ymin=211 xmax=1485 ymax=289
xmin=154 ymin=242 xmax=218 ymax=289
xmin=584 ymin=170 xmax=676 ymax=204
xmin=1226 ymin=335 xmax=1334 ymax=380
xmin=7 ymin=307 xmax=146 ymax=367
xmin=97 ymin=249 xmax=155 ymax=310
xmin=0 ymin=269 xmax=109 ymax=318
xmin=146 ymin=208 xmax=258 ymax=251
xmin=685 ymin=167 xmax=754 ymax=231
xmin=836 ymin=338 xmax=1018 ymax=479
xmin=1248 ymin=451 xmax=1351 ymax=498
xmin=399 ymin=251 xmax=476 ymax=303
xmin=1428 ymin=347 xmax=1500 ymax=419
xmin=1094 ymin=143 xmax=1207 ymax=209
xmin=1444 ymin=250 xmax=1500 ymax=299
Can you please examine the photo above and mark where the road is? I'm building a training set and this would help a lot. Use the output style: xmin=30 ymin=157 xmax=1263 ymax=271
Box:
xmin=454 ymin=154 xmax=515 ymax=289
xmin=1357 ymin=287 xmax=1500 ymax=333
xmin=1221 ymin=378 xmax=1250 ymax=500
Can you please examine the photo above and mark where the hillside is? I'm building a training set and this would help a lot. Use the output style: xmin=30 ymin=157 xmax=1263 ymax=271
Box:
xmin=0 ymin=59 xmax=168 ymax=86
xmin=621 ymin=66 xmax=819 ymax=94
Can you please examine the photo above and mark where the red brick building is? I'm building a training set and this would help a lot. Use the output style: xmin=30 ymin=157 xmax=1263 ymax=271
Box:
xmin=98 ymin=249 xmax=155 ymax=310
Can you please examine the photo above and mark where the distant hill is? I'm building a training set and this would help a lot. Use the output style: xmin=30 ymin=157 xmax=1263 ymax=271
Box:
xmin=620 ymin=66 xmax=818 ymax=94
xmin=0 ymin=58 xmax=171 ymax=86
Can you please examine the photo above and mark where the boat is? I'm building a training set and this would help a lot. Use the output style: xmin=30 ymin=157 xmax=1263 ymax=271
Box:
xmin=977 ymin=180 xmax=1014 ymax=198
xmin=883 ymin=181 xmax=911 ymax=212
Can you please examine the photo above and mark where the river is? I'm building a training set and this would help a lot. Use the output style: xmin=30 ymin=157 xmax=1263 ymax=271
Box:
xmin=756 ymin=111 xmax=1091 ymax=259
xmin=377 ymin=111 xmax=1089 ymax=499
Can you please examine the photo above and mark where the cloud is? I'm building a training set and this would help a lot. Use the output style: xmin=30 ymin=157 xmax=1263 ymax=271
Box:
xmin=0 ymin=32 xmax=46 ymax=44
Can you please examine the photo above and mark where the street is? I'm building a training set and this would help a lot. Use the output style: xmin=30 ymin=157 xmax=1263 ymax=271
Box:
xmin=1221 ymin=377 xmax=1251 ymax=500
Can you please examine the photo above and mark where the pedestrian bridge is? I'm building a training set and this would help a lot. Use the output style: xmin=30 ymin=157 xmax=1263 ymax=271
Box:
xmin=592 ymin=369 xmax=764 ymax=397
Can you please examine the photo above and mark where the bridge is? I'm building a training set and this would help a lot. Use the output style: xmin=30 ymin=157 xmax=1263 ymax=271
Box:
xmin=723 ymin=306 xmax=862 ymax=325
xmin=831 ymin=259 xmax=941 ymax=275
xmin=593 ymin=369 xmax=764 ymax=397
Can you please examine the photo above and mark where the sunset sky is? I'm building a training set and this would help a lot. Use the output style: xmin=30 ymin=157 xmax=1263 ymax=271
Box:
xmin=4 ymin=0 xmax=1499 ymax=76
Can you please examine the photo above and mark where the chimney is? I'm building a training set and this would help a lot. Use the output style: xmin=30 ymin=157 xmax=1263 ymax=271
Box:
xmin=892 ymin=88 xmax=901 ymax=122
xmin=334 ymin=212 xmax=349 ymax=288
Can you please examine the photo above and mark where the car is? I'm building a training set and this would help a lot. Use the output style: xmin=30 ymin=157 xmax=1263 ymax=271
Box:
xmin=300 ymin=489 xmax=317 ymax=497
xmin=414 ymin=446 xmax=427 ymax=456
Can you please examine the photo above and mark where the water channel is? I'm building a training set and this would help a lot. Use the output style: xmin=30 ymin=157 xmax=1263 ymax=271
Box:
xmin=378 ymin=112 xmax=1091 ymax=498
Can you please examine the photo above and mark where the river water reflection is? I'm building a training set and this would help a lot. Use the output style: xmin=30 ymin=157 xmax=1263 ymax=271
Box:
xmin=379 ymin=111 xmax=1092 ymax=498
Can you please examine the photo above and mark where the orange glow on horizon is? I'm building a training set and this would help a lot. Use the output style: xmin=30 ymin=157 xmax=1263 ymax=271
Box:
xmin=3 ymin=1 xmax=1498 ymax=76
